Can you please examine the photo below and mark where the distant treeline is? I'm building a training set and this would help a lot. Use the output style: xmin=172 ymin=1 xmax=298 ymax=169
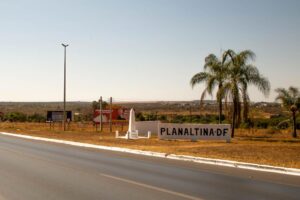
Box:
xmin=0 ymin=112 xmax=93 ymax=122
xmin=136 ymin=113 xmax=300 ymax=130
xmin=0 ymin=112 xmax=46 ymax=122
xmin=1 ymin=111 xmax=299 ymax=130
xmin=0 ymin=101 xmax=282 ymax=116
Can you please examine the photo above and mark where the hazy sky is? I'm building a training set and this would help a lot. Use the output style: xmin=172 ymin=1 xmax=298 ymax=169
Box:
xmin=0 ymin=0 xmax=299 ymax=102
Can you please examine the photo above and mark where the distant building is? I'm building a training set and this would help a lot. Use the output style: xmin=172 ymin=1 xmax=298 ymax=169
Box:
xmin=46 ymin=111 xmax=72 ymax=122
xmin=93 ymin=107 xmax=129 ymax=124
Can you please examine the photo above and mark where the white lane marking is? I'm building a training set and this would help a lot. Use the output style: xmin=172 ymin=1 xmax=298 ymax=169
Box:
xmin=100 ymin=173 xmax=203 ymax=200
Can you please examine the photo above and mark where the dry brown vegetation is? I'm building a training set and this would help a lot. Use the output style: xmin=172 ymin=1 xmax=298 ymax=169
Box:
xmin=0 ymin=122 xmax=299 ymax=169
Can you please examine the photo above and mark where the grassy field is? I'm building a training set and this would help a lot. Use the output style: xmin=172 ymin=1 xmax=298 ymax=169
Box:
xmin=0 ymin=122 xmax=299 ymax=169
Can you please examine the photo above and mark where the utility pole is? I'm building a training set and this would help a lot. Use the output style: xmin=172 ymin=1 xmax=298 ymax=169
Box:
xmin=62 ymin=43 xmax=69 ymax=131
xmin=99 ymin=96 xmax=103 ymax=132
xmin=109 ymin=97 xmax=112 ymax=133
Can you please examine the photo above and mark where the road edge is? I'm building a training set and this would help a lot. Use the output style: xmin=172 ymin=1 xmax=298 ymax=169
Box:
xmin=1 ymin=131 xmax=300 ymax=176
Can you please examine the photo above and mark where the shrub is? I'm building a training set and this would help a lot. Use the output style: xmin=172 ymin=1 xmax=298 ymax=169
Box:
xmin=216 ymin=114 xmax=226 ymax=122
xmin=170 ymin=115 xmax=185 ymax=123
xmin=158 ymin=115 xmax=167 ymax=121
xmin=28 ymin=113 xmax=46 ymax=122
xmin=4 ymin=112 xmax=27 ymax=122
xmin=136 ymin=113 xmax=145 ymax=121
xmin=145 ymin=113 xmax=157 ymax=121
xmin=240 ymin=119 xmax=254 ymax=129
xmin=269 ymin=116 xmax=289 ymax=127
xmin=277 ymin=120 xmax=290 ymax=129
xmin=254 ymin=119 xmax=269 ymax=129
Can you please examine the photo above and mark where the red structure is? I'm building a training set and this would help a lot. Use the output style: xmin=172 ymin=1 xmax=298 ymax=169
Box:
xmin=93 ymin=108 xmax=129 ymax=124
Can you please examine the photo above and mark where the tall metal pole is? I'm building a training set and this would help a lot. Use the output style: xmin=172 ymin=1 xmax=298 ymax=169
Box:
xmin=109 ymin=97 xmax=112 ymax=133
xmin=99 ymin=96 xmax=103 ymax=132
xmin=62 ymin=43 xmax=69 ymax=131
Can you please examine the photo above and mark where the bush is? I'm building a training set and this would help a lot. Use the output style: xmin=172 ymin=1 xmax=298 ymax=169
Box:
xmin=28 ymin=113 xmax=46 ymax=122
xmin=145 ymin=113 xmax=157 ymax=121
xmin=158 ymin=115 xmax=167 ymax=121
xmin=216 ymin=114 xmax=226 ymax=122
xmin=240 ymin=120 xmax=254 ymax=129
xmin=277 ymin=120 xmax=290 ymax=129
xmin=254 ymin=119 xmax=269 ymax=129
xmin=269 ymin=116 xmax=289 ymax=127
xmin=4 ymin=112 xmax=27 ymax=122
xmin=170 ymin=115 xmax=185 ymax=123
xmin=136 ymin=113 xmax=145 ymax=121
xmin=168 ymin=114 xmax=220 ymax=124
xmin=190 ymin=115 xmax=201 ymax=123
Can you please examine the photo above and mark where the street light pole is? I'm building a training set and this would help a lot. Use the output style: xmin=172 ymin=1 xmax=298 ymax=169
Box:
xmin=62 ymin=43 xmax=69 ymax=131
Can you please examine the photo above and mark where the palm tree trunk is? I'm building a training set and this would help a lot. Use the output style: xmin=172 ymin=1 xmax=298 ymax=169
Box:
xmin=292 ymin=111 xmax=297 ymax=138
xmin=219 ymin=99 xmax=222 ymax=124
xmin=243 ymin=100 xmax=249 ymax=123
xmin=237 ymin=102 xmax=241 ymax=127
xmin=218 ymin=84 xmax=223 ymax=124
xmin=231 ymin=101 xmax=237 ymax=138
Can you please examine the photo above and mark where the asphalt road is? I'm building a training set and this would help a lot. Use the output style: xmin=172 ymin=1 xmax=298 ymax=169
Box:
xmin=0 ymin=134 xmax=299 ymax=200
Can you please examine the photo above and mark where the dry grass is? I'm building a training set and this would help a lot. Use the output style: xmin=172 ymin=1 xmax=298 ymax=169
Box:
xmin=0 ymin=122 xmax=300 ymax=169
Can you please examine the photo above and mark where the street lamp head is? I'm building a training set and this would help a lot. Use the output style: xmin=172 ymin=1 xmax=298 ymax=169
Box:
xmin=61 ymin=43 xmax=69 ymax=47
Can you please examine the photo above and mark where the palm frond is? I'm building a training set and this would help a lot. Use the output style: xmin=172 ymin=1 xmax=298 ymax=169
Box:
xmin=289 ymin=86 xmax=300 ymax=99
xmin=250 ymin=75 xmax=270 ymax=96
xmin=222 ymin=49 xmax=236 ymax=65
xmin=190 ymin=72 xmax=209 ymax=88
xmin=238 ymin=50 xmax=256 ymax=63
xmin=275 ymin=87 xmax=300 ymax=109
xmin=204 ymin=54 xmax=218 ymax=70
xmin=200 ymin=88 xmax=208 ymax=107
xmin=206 ymin=76 xmax=217 ymax=95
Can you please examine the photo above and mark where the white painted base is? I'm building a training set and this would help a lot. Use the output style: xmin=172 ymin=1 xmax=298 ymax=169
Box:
xmin=116 ymin=130 xmax=151 ymax=139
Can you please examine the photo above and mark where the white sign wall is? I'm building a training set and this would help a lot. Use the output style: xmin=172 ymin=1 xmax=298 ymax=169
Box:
xmin=135 ymin=121 xmax=159 ymax=136
xmin=158 ymin=123 xmax=231 ymax=142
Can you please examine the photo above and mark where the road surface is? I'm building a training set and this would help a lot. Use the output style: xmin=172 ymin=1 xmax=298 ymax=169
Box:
xmin=0 ymin=134 xmax=299 ymax=200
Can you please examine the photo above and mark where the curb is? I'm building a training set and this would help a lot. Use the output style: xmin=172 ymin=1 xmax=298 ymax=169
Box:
xmin=1 ymin=131 xmax=300 ymax=176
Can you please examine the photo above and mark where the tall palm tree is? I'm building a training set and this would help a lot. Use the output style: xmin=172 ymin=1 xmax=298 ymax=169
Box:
xmin=222 ymin=49 xmax=270 ymax=137
xmin=190 ymin=54 xmax=228 ymax=123
xmin=275 ymin=87 xmax=300 ymax=138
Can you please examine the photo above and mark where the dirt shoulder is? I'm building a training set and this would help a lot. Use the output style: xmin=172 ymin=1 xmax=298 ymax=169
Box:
xmin=0 ymin=122 xmax=300 ymax=169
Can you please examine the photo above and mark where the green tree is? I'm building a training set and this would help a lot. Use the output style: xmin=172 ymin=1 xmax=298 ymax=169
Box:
xmin=222 ymin=49 xmax=270 ymax=137
xmin=92 ymin=100 xmax=108 ymax=111
xmin=28 ymin=113 xmax=46 ymax=122
xmin=136 ymin=113 xmax=145 ymax=121
xmin=190 ymin=53 xmax=229 ymax=123
xmin=275 ymin=86 xmax=300 ymax=138
xmin=4 ymin=112 xmax=27 ymax=122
